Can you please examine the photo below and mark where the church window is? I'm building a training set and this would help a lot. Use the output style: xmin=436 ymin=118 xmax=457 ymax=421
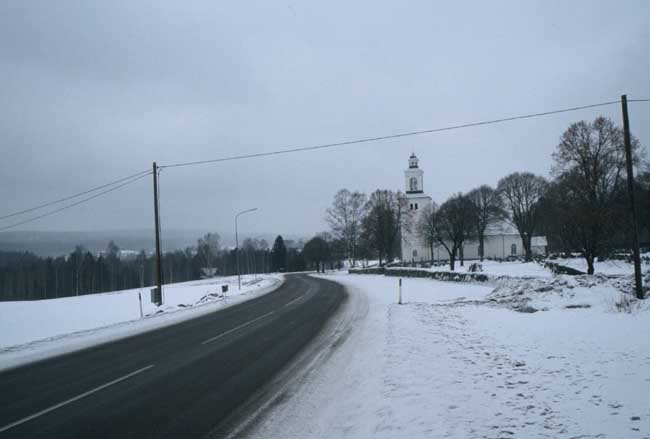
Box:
xmin=511 ymin=243 xmax=517 ymax=255
xmin=409 ymin=177 xmax=418 ymax=192
xmin=415 ymin=203 xmax=418 ymax=210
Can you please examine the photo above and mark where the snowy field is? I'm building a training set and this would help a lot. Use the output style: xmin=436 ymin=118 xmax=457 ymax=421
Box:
xmin=248 ymin=273 xmax=650 ymax=439
xmin=0 ymin=274 xmax=282 ymax=371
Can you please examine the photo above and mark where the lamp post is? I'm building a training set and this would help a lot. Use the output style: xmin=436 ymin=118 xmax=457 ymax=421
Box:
xmin=235 ymin=208 xmax=258 ymax=290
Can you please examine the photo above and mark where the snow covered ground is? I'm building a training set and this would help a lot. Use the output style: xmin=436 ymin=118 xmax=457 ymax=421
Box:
xmin=246 ymin=273 xmax=650 ymax=439
xmin=0 ymin=274 xmax=282 ymax=371
xmin=425 ymin=257 xmax=650 ymax=278
xmin=430 ymin=260 xmax=554 ymax=278
xmin=552 ymin=257 xmax=649 ymax=276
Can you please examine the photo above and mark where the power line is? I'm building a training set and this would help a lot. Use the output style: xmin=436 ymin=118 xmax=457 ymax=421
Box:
xmin=0 ymin=169 xmax=151 ymax=221
xmin=1 ymin=97 xmax=648 ymax=231
xmin=160 ymin=99 xmax=627 ymax=169
xmin=0 ymin=172 xmax=152 ymax=232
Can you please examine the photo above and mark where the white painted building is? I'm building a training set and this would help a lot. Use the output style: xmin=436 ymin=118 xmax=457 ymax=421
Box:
xmin=399 ymin=154 xmax=547 ymax=263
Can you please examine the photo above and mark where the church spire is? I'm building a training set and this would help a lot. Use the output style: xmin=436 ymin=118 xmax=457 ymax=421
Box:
xmin=408 ymin=153 xmax=419 ymax=169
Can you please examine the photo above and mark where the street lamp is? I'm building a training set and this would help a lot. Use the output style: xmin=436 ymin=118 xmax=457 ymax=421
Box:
xmin=235 ymin=208 xmax=258 ymax=290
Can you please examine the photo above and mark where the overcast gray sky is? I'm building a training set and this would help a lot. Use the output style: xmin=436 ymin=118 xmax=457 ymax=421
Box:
xmin=1 ymin=0 xmax=649 ymax=238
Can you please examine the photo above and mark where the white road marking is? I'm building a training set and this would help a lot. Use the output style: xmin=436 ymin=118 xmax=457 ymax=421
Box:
xmin=283 ymin=295 xmax=304 ymax=308
xmin=0 ymin=364 xmax=155 ymax=433
xmin=201 ymin=311 xmax=275 ymax=345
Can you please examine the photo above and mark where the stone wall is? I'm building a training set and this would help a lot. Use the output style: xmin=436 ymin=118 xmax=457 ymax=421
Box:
xmin=349 ymin=267 xmax=489 ymax=283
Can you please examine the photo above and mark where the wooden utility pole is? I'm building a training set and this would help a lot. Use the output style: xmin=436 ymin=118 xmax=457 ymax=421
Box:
xmin=153 ymin=162 xmax=164 ymax=305
xmin=621 ymin=95 xmax=644 ymax=299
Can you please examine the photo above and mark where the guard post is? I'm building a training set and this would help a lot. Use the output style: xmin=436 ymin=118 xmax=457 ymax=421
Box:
xmin=398 ymin=278 xmax=402 ymax=305
xmin=150 ymin=287 xmax=162 ymax=306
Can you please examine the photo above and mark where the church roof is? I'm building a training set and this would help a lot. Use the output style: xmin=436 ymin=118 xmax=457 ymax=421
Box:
xmin=485 ymin=221 xmax=547 ymax=242
xmin=485 ymin=221 xmax=518 ymax=235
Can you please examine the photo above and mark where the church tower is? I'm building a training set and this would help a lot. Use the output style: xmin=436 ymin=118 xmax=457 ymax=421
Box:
xmin=405 ymin=153 xmax=424 ymax=194
xmin=401 ymin=153 xmax=433 ymax=262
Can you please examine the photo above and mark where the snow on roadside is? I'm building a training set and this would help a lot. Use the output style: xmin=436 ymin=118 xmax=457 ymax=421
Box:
xmin=487 ymin=272 xmax=650 ymax=314
xmin=429 ymin=260 xmax=554 ymax=278
xmin=424 ymin=257 xmax=649 ymax=279
xmin=552 ymin=256 xmax=650 ymax=276
xmin=247 ymin=273 xmax=650 ymax=439
xmin=0 ymin=274 xmax=282 ymax=371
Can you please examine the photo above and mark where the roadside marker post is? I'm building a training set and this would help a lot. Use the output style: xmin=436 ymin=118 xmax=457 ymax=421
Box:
xmin=398 ymin=278 xmax=402 ymax=305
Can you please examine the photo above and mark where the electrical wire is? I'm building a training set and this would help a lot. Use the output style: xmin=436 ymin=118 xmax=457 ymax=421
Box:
xmin=1 ymin=97 xmax=648 ymax=231
xmin=0 ymin=169 xmax=151 ymax=221
xmin=0 ymin=172 xmax=152 ymax=232
xmin=160 ymin=100 xmax=624 ymax=169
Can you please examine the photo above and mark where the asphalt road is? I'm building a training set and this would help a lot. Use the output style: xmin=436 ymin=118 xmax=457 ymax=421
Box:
xmin=0 ymin=274 xmax=345 ymax=439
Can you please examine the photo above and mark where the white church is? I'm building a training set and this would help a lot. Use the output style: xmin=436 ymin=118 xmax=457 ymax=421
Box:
xmin=400 ymin=153 xmax=547 ymax=263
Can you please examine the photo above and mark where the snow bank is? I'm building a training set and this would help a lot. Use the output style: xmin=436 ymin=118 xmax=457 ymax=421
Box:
xmin=411 ymin=257 xmax=648 ymax=278
xmin=487 ymin=273 xmax=650 ymax=314
xmin=552 ymin=256 xmax=650 ymax=276
xmin=247 ymin=273 xmax=650 ymax=439
xmin=430 ymin=259 xmax=554 ymax=278
xmin=0 ymin=274 xmax=282 ymax=371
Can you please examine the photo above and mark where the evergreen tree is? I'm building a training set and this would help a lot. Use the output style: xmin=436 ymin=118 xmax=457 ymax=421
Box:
xmin=270 ymin=236 xmax=287 ymax=272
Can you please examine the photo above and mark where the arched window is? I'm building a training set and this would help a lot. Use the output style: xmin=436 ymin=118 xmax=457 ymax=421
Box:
xmin=412 ymin=249 xmax=418 ymax=258
xmin=511 ymin=243 xmax=517 ymax=255
xmin=409 ymin=177 xmax=418 ymax=191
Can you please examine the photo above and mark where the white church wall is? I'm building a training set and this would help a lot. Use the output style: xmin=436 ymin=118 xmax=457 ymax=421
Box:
xmin=483 ymin=235 xmax=521 ymax=259
xmin=426 ymin=234 xmax=546 ymax=263
xmin=401 ymin=210 xmax=432 ymax=263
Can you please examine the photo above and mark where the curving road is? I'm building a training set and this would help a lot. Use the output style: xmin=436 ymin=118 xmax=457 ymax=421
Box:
xmin=0 ymin=274 xmax=345 ymax=439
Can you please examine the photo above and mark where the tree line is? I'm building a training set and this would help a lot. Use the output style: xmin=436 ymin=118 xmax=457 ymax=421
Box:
xmin=318 ymin=116 xmax=649 ymax=274
xmin=0 ymin=234 xmax=312 ymax=301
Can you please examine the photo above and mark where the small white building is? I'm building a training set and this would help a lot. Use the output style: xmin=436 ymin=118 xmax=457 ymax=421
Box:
xmin=399 ymin=154 xmax=547 ymax=263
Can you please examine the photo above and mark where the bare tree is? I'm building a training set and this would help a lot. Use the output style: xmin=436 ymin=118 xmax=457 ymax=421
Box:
xmin=432 ymin=194 xmax=476 ymax=271
xmin=105 ymin=241 xmax=119 ymax=291
xmin=303 ymin=235 xmax=330 ymax=273
xmin=361 ymin=190 xmax=406 ymax=266
xmin=73 ymin=245 xmax=88 ymax=295
xmin=326 ymin=189 xmax=367 ymax=267
xmin=639 ymin=167 xmax=650 ymax=238
xmin=551 ymin=117 xmax=640 ymax=274
xmin=497 ymin=172 xmax=547 ymax=262
xmin=539 ymin=174 xmax=583 ymax=256
xmin=467 ymin=185 xmax=507 ymax=261
xmin=242 ymin=237 xmax=257 ymax=275
xmin=416 ymin=202 xmax=439 ymax=262
xmin=197 ymin=232 xmax=220 ymax=276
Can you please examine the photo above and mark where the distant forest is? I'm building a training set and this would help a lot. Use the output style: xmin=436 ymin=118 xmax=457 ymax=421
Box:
xmin=0 ymin=235 xmax=322 ymax=301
